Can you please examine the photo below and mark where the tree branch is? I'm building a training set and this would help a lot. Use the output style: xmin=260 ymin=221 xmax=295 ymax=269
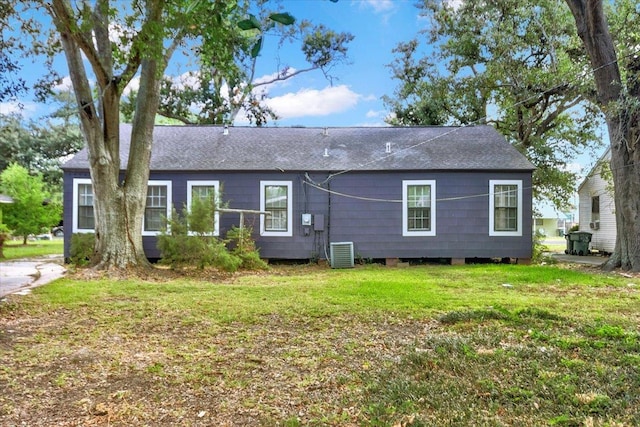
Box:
xmin=253 ymin=66 xmax=320 ymax=88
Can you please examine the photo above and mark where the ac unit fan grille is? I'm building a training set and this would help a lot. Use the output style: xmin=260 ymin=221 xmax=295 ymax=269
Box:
xmin=330 ymin=242 xmax=354 ymax=268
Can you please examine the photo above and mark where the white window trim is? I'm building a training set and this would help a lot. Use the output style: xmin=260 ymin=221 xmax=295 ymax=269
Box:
xmin=260 ymin=180 xmax=293 ymax=237
xmin=402 ymin=180 xmax=436 ymax=237
xmin=142 ymin=180 xmax=172 ymax=236
xmin=187 ymin=180 xmax=220 ymax=236
xmin=489 ymin=179 xmax=522 ymax=236
xmin=72 ymin=178 xmax=94 ymax=233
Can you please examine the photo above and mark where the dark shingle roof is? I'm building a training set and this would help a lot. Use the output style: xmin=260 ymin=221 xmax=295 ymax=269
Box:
xmin=63 ymin=125 xmax=535 ymax=172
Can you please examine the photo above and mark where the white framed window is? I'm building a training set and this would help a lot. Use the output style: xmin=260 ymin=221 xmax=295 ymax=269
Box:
xmin=260 ymin=181 xmax=292 ymax=237
xmin=72 ymin=178 xmax=95 ymax=233
xmin=187 ymin=180 xmax=220 ymax=236
xmin=591 ymin=195 xmax=600 ymax=222
xmin=143 ymin=180 xmax=172 ymax=236
xmin=402 ymin=180 xmax=436 ymax=236
xmin=489 ymin=180 xmax=522 ymax=236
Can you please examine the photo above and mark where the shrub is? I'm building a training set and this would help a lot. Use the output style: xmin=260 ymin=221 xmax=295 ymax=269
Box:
xmin=226 ymin=225 xmax=268 ymax=270
xmin=69 ymin=233 xmax=95 ymax=266
xmin=0 ymin=223 xmax=10 ymax=259
xmin=532 ymin=230 xmax=547 ymax=263
xmin=157 ymin=206 xmax=242 ymax=272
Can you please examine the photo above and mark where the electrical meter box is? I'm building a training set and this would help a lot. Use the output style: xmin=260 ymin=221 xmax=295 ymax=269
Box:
xmin=301 ymin=213 xmax=312 ymax=226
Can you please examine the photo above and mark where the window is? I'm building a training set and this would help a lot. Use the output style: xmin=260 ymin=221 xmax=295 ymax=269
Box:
xmin=187 ymin=180 xmax=220 ymax=236
xmin=260 ymin=181 xmax=292 ymax=236
xmin=143 ymin=180 xmax=172 ymax=235
xmin=489 ymin=180 xmax=522 ymax=236
xmin=591 ymin=196 xmax=600 ymax=222
xmin=72 ymin=178 xmax=94 ymax=232
xmin=402 ymin=180 xmax=436 ymax=236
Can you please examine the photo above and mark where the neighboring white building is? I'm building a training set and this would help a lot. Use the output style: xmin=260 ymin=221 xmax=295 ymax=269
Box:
xmin=577 ymin=148 xmax=615 ymax=254
xmin=533 ymin=200 xmax=575 ymax=237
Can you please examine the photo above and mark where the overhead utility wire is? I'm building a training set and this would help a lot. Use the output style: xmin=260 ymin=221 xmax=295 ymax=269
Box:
xmin=304 ymin=177 xmax=525 ymax=204
xmin=304 ymin=48 xmax=640 ymax=203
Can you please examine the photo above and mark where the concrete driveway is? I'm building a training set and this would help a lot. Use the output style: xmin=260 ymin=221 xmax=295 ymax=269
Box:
xmin=550 ymin=252 xmax=609 ymax=267
xmin=0 ymin=256 xmax=66 ymax=298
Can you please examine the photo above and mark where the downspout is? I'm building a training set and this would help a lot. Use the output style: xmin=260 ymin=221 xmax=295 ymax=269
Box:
xmin=326 ymin=173 xmax=331 ymax=258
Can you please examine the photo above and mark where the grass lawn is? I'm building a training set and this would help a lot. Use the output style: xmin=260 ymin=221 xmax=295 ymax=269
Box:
xmin=2 ymin=238 xmax=63 ymax=260
xmin=0 ymin=263 xmax=638 ymax=426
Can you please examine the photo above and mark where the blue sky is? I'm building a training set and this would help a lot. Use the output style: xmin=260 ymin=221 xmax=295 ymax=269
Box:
xmin=252 ymin=0 xmax=426 ymax=127
xmin=0 ymin=0 xmax=602 ymax=189
xmin=0 ymin=0 xmax=426 ymax=128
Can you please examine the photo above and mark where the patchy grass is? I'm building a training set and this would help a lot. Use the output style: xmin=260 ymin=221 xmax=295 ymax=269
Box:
xmin=542 ymin=237 xmax=569 ymax=254
xmin=2 ymin=239 xmax=63 ymax=260
xmin=0 ymin=264 xmax=638 ymax=426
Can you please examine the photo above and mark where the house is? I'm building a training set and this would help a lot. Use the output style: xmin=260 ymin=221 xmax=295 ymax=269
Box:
xmin=62 ymin=125 xmax=535 ymax=264
xmin=533 ymin=200 xmax=576 ymax=238
xmin=577 ymin=147 xmax=615 ymax=254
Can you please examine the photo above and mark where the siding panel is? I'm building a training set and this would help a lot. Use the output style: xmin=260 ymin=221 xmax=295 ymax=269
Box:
xmin=63 ymin=169 xmax=532 ymax=261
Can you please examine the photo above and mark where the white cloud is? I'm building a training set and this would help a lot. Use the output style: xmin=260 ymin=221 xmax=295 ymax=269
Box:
xmin=359 ymin=0 xmax=395 ymax=14
xmin=355 ymin=121 xmax=388 ymax=127
xmin=53 ymin=76 xmax=74 ymax=92
xmin=0 ymin=101 xmax=38 ymax=116
xmin=265 ymin=85 xmax=360 ymax=118
xmin=366 ymin=109 xmax=385 ymax=118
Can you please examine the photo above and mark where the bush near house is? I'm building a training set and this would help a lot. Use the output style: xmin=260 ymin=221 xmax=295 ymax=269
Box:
xmin=157 ymin=199 xmax=265 ymax=272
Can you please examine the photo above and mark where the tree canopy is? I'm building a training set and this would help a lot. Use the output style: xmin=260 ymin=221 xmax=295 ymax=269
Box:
xmin=564 ymin=0 xmax=640 ymax=270
xmin=0 ymin=92 xmax=84 ymax=189
xmin=384 ymin=0 xmax=604 ymax=209
xmin=0 ymin=0 xmax=26 ymax=102
xmin=3 ymin=0 xmax=351 ymax=269
xmin=121 ymin=9 xmax=353 ymax=125
xmin=0 ymin=163 xmax=61 ymax=243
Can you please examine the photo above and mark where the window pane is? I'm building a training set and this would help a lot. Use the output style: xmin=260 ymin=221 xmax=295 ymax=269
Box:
xmin=145 ymin=209 xmax=164 ymax=231
xmin=493 ymin=184 xmax=518 ymax=231
xmin=591 ymin=196 xmax=600 ymax=222
xmin=265 ymin=185 xmax=287 ymax=209
xmin=265 ymin=185 xmax=288 ymax=231
xmin=265 ymin=210 xmax=288 ymax=231
xmin=78 ymin=206 xmax=94 ymax=229
xmin=77 ymin=183 xmax=94 ymax=229
xmin=146 ymin=186 xmax=167 ymax=208
xmin=408 ymin=185 xmax=431 ymax=208
xmin=494 ymin=185 xmax=517 ymax=208
xmin=79 ymin=184 xmax=93 ymax=206
xmin=192 ymin=185 xmax=215 ymax=203
xmin=407 ymin=185 xmax=431 ymax=231
xmin=495 ymin=208 xmax=517 ymax=231
xmin=145 ymin=185 xmax=167 ymax=231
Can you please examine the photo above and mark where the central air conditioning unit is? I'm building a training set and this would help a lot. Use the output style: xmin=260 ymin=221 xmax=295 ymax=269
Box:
xmin=330 ymin=242 xmax=354 ymax=269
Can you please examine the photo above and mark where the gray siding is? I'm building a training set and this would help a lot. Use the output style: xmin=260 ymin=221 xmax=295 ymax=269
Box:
xmin=64 ymin=169 xmax=532 ymax=261
xmin=328 ymin=171 xmax=532 ymax=259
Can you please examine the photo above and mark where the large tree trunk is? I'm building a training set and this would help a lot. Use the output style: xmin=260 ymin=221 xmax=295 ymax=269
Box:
xmin=566 ymin=0 xmax=640 ymax=271
xmin=51 ymin=0 xmax=164 ymax=270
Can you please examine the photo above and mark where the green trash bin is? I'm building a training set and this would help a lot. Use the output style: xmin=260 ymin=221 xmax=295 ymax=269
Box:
xmin=569 ymin=231 xmax=592 ymax=256
xmin=564 ymin=234 xmax=574 ymax=254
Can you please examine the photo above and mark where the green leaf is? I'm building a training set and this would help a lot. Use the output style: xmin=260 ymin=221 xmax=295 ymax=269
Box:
xmin=184 ymin=0 xmax=201 ymax=14
xmin=250 ymin=37 xmax=263 ymax=58
xmin=268 ymin=12 xmax=295 ymax=26
xmin=238 ymin=14 xmax=261 ymax=31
